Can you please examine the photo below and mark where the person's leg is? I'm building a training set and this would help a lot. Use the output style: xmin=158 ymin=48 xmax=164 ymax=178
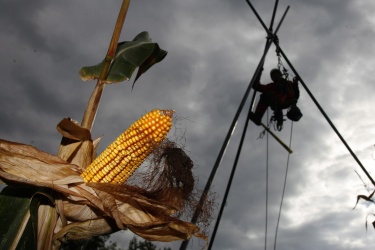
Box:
xmin=250 ymin=94 xmax=269 ymax=125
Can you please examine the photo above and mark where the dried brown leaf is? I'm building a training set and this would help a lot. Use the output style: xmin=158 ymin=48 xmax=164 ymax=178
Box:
xmin=61 ymin=201 xmax=99 ymax=222
xmin=57 ymin=118 xmax=94 ymax=170
xmin=56 ymin=118 xmax=91 ymax=141
xmin=0 ymin=139 xmax=81 ymax=183
xmin=353 ymin=190 xmax=375 ymax=210
xmin=0 ymin=138 xmax=209 ymax=244
xmin=53 ymin=219 xmax=116 ymax=246
xmin=38 ymin=204 xmax=57 ymax=250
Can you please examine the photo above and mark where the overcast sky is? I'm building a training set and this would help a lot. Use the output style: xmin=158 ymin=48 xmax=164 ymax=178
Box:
xmin=1 ymin=0 xmax=375 ymax=249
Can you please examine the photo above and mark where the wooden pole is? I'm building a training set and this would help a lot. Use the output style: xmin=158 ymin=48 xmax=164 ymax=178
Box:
xmin=261 ymin=123 xmax=293 ymax=154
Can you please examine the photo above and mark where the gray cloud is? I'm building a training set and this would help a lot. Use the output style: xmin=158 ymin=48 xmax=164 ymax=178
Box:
xmin=1 ymin=0 xmax=375 ymax=249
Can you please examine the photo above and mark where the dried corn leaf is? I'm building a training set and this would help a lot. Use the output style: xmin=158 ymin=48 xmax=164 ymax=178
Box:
xmin=0 ymin=139 xmax=208 ymax=245
xmin=353 ymin=190 xmax=375 ymax=210
xmin=0 ymin=140 xmax=81 ymax=183
xmin=35 ymin=203 xmax=57 ymax=250
xmin=57 ymin=118 xmax=91 ymax=141
xmin=53 ymin=218 xmax=115 ymax=244
xmin=57 ymin=118 xmax=94 ymax=171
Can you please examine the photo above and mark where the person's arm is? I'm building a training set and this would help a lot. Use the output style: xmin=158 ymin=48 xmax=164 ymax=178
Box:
xmin=292 ymin=77 xmax=300 ymax=100
xmin=252 ymin=68 xmax=263 ymax=90
xmin=254 ymin=82 xmax=275 ymax=93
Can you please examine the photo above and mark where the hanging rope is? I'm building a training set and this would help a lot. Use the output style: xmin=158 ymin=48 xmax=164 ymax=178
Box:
xmin=264 ymin=110 xmax=269 ymax=250
xmin=273 ymin=121 xmax=294 ymax=250
xmin=179 ymin=39 xmax=275 ymax=250
xmin=207 ymin=100 xmax=257 ymax=249
xmin=262 ymin=115 xmax=293 ymax=250
xmin=275 ymin=38 xmax=289 ymax=80
xmin=258 ymin=119 xmax=273 ymax=139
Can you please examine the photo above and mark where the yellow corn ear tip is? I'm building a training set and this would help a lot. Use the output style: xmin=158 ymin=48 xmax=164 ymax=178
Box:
xmin=160 ymin=109 xmax=175 ymax=118
xmin=81 ymin=109 xmax=174 ymax=184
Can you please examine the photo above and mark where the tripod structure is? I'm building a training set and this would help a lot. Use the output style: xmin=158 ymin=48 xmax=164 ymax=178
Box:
xmin=180 ymin=1 xmax=375 ymax=249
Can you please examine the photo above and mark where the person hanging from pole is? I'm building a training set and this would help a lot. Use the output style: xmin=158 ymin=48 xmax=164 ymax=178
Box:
xmin=250 ymin=68 xmax=302 ymax=127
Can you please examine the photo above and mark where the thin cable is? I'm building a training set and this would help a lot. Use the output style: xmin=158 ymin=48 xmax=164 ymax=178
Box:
xmin=273 ymin=122 xmax=294 ymax=250
xmin=265 ymin=110 xmax=269 ymax=250
xmin=179 ymin=34 xmax=275 ymax=250
xmin=208 ymin=100 xmax=255 ymax=249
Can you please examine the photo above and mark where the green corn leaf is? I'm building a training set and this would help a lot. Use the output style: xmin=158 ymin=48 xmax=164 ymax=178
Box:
xmin=79 ymin=31 xmax=167 ymax=85
xmin=0 ymin=186 xmax=36 ymax=250
xmin=0 ymin=186 xmax=55 ymax=250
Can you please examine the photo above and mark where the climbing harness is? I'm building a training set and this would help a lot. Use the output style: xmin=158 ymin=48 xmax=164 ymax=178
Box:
xmin=200 ymin=2 xmax=375 ymax=250
xmin=271 ymin=109 xmax=284 ymax=131
xmin=258 ymin=114 xmax=283 ymax=139
xmin=275 ymin=38 xmax=289 ymax=80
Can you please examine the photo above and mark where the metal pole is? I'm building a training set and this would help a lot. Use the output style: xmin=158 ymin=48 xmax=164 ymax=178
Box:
xmin=274 ymin=6 xmax=289 ymax=34
xmin=269 ymin=0 xmax=279 ymax=31
xmin=207 ymin=3 xmax=292 ymax=247
xmin=207 ymin=99 xmax=254 ymax=250
xmin=179 ymin=34 xmax=274 ymax=250
xmin=247 ymin=0 xmax=375 ymax=187
xmin=249 ymin=5 xmax=289 ymax=111
xmin=274 ymin=45 xmax=375 ymax=187
xmin=245 ymin=0 xmax=270 ymax=35
xmin=197 ymin=2 xmax=291 ymax=249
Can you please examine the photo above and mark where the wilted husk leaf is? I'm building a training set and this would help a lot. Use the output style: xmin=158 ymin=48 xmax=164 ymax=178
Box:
xmin=57 ymin=118 xmax=99 ymax=171
xmin=0 ymin=138 xmax=209 ymax=248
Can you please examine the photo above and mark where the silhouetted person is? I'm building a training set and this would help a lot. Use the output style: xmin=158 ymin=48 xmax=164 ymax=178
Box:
xmin=250 ymin=68 xmax=301 ymax=126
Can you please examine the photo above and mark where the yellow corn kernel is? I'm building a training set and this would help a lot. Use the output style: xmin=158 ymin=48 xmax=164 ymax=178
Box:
xmin=81 ymin=109 xmax=174 ymax=184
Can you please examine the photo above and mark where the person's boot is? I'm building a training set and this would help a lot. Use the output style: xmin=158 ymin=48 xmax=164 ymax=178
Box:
xmin=249 ymin=112 xmax=262 ymax=126
xmin=273 ymin=109 xmax=283 ymax=131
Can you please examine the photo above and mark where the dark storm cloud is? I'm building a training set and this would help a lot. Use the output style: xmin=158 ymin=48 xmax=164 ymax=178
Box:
xmin=0 ymin=0 xmax=50 ymax=52
xmin=1 ymin=0 xmax=375 ymax=249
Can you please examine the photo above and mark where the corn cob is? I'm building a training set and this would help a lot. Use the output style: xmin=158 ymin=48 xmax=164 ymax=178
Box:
xmin=81 ymin=109 xmax=174 ymax=184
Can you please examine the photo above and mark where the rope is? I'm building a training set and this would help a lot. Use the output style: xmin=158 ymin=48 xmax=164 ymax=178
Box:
xmin=264 ymin=110 xmax=269 ymax=250
xmin=273 ymin=121 xmax=294 ymax=250
xmin=207 ymin=100 xmax=255 ymax=249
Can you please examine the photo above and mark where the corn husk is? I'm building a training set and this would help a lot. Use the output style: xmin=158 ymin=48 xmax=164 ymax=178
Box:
xmin=0 ymin=117 xmax=211 ymax=249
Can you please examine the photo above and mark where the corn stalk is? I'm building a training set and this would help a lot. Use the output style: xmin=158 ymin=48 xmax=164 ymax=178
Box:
xmin=0 ymin=1 xmax=213 ymax=249
xmin=81 ymin=0 xmax=130 ymax=131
